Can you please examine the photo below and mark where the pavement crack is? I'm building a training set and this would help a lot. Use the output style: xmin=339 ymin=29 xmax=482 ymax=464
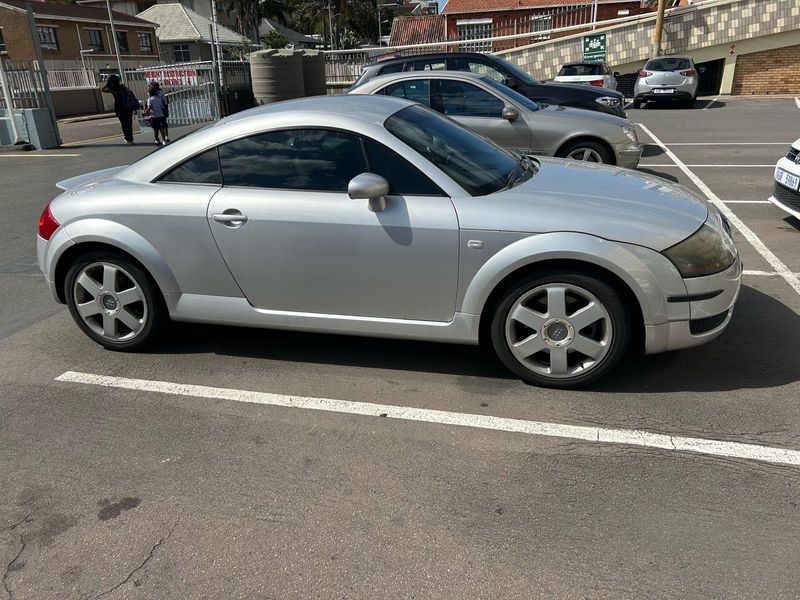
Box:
xmin=90 ymin=518 xmax=180 ymax=600
xmin=2 ymin=538 xmax=26 ymax=600
xmin=0 ymin=514 xmax=33 ymax=533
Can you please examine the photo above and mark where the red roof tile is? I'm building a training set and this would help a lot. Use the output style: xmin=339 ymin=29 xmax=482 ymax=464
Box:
xmin=389 ymin=14 xmax=447 ymax=46
xmin=0 ymin=0 xmax=156 ymax=26
xmin=442 ymin=0 xmax=630 ymax=14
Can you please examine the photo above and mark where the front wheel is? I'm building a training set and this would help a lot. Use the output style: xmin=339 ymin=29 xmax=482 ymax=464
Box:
xmin=489 ymin=272 xmax=631 ymax=388
xmin=557 ymin=140 xmax=614 ymax=164
xmin=65 ymin=251 xmax=166 ymax=351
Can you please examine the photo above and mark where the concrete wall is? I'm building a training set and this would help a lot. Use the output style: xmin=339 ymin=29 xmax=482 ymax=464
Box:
xmin=0 ymin=9 xmax=35 ymax=61
xmin=0 ymin=108 xmax=59 ymax=148
xmin=51 ymin=88 xmax=105 ymax=116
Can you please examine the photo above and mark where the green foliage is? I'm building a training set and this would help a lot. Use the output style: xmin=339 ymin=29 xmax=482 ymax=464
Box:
xmin=262 ymin=29 xmax=288 ymax=49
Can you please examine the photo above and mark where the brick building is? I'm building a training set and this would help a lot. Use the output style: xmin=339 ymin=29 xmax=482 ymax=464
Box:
xmin=0 ymin=0 xmax=160 ymax=69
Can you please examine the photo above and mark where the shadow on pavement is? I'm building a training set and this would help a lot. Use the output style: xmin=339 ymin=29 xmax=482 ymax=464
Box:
xmin=640 ymin=99 xmax=726 ymax=110
xmin=635 ymin=168 xmax=680 ymax=183
xmin=157 ymin=285 xmax=798 ymax=392
xmin=641 ymin=144 xmax=666 ymax=158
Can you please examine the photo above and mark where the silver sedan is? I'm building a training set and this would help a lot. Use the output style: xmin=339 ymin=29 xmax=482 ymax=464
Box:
xmin=37 ymin=95 xmax=741 ymax=388
xmin=349 ymin=71 xmax=642 ymax=168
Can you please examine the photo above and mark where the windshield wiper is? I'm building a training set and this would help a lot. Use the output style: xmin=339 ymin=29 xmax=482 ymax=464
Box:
xmin=506 ymin=155 xmax=538 ymax=189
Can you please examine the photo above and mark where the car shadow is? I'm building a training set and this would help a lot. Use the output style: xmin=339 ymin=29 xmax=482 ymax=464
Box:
xmin=642 ymin=99 xmax=726 ymax=110
xmin=782 ymin=215 xmax=800 ymax=232
xmin=640 ymin=144 xmax=665 ymax=158
xmin=157 ymin=286 xmax=799 ymax=393
xmin=635 ymin=168 xmax=680 ymax=183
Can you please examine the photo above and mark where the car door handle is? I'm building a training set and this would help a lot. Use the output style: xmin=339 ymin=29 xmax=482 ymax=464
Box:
xmin=212 ymin=211 xmax=248 ymax=225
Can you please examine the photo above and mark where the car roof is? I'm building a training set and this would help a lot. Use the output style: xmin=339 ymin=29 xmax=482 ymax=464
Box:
xmin=351 ymin=70 xmax=494 ymax=92
xmin=648 ymin=55 xmax=692 ymax=60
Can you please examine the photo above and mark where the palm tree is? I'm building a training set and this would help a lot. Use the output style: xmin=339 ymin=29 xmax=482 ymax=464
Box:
xmin=229 ymin=0 xmax=261 ymax=42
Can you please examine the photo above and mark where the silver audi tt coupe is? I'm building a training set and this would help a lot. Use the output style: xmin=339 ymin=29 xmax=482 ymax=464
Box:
xmin=37 ymin=95 xmax=741 ymax=388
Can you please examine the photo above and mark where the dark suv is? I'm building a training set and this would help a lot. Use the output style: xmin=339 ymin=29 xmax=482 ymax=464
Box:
xmin=350 ymin=52 xmax=626 ymax=117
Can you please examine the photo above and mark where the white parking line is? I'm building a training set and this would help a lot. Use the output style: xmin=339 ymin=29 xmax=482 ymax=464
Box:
xmin=723 ymin=201 xmax=771 ymax=204
xmin=702 ymin=97 xmax=719 ymax=110
xmin=639 ymin=124 xmax=800 ymax=298
xmin=664 ymin=142 xmax=791 ymax=146
xmin=639 ymin=164 xmax=774 ymax=168
xmin=55 ymin=371 xmax=800 ymax=467
xmin=795 ymin=97 xmax=800 ymax=109
xmin=744 ymin=270 xmax=781 ymax=277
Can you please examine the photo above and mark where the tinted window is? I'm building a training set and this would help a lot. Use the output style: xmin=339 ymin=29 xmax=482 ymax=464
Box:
xmin=436 ymin=80 xmax=504 ymax=118
xmin=385 ymin=105 xmax=517 ymax=197
xmin=645 ymin=57 xmax=691 ymax=71
xmin=219 ymin=129 xmax=366 ymax=192
xmin=160 ymin=148 xmax=221 ymax=184
xmin=378 ymin=63 xmax=404 ymax=75
xmin=408 ymin=60 xmax=446 ymax=71
xmin=451 ymin=58 xmax=506 ymax=83
xmin=481 ymin=77 xmax=539 ymax=111
xmin=382 ymin=79 xmax=430 ymax=105
xmin=558 ymin=63 xmax=603 ymax=76
xmin=363 ymin=138 xmax=442 ymax=196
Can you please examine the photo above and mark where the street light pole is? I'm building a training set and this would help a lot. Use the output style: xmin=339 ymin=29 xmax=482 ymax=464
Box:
xmin=651 ymin=0 xmax=666 ymax=57
xmin=105 ymin=0 xmax=125 ymax=82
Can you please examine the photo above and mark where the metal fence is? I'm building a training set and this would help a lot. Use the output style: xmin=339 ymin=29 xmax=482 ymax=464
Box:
xmin=0 ymin=59 xmax=47 ymax=109
xmin=46 ymin=67 xmax=97 ymax=90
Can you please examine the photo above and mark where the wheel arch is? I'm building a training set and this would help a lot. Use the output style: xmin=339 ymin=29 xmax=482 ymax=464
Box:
xmin=555 ymin=135 xmax=616 ymax=165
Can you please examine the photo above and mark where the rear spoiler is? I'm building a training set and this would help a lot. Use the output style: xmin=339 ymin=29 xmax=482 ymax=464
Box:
xmin=56 ymin=165 xmax=128 ymax=191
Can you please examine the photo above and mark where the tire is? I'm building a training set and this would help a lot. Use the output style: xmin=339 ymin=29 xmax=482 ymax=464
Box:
xmin=683 ymin=96 xmax=695 ymax=109
xmin=64 ymin=251 xmax=166 ymax=351
xmin=557 ymin=140 xmax=614 ymax=165
xmin=632 ymin=98 xmax=642 ymax=109
xmin=489 ymin=271 xmax=631 ymax=388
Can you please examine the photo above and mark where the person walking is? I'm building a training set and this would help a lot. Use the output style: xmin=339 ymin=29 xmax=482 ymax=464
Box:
xmin=146 ymin=85 xmax=168 ymax=146
xmin=149 ymin=81 xmax=170 ymax=143
xmin=101 ymin=74 xmax=138 ymax=145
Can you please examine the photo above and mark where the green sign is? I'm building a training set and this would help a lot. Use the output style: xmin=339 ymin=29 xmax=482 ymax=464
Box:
xmin=583 ymin=33 xmax=607 ymax=61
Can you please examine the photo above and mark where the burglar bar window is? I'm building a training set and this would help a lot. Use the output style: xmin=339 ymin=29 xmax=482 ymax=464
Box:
xmin=457 ymin=19 xmax=492 ymax=52
xmin=138 ymin=32 xmax=152 ymax=53
xmin=87 ymin=29 xmax=104 ymax=52
xmin=0 ymin=29 xmax=6 ymax=53
xmin=115 ymin=30 xmax=129 ymax=53
xmin=37 ymin=26 xmax=58 ymax=50
xmin=173 ymin=44 xmax=190 ymax=62
xmin=531 ymin=14 xmax=552 ymax=41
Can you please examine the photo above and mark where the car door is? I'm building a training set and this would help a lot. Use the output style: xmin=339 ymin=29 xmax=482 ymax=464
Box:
xmin=433 ymin=79 xmax=532 ymax=154
xmin=206 ymin=128 xmax=460 ymax=322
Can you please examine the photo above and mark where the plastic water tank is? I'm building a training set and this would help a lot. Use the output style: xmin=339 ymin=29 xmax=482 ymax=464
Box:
xmin=300 ymin=50 xmax=327 ymax=97
xmin=250 ymin=50 xmax=304 ymax=105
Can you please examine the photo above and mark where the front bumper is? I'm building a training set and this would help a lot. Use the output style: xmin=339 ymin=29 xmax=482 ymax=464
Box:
xmin=616 ymin=145 xmax=643 ymax=169
xmin=769 ymin=159 xmax=800 ymax=219
xmin=635 ymin=88 xmax=693 ymax=103
xmin=644 ymin=255 xmax=742 ymax=354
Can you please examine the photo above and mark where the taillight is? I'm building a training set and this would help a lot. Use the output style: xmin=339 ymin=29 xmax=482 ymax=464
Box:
xmin=639 ymin=70 xmax=652 ymax=78
xmin=589 ymin=79 xmax=604 ymax=87
xmin=680 ymin=69 xmax=697 ymax=77
xmin=38 ymin=202 xmax=60 ymax=241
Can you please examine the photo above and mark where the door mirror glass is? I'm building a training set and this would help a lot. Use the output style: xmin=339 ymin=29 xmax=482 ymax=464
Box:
xmin=348 ymin=173 xmax=390 ymax=212
xmin=502 ymin=106 xmax=519 ymax=122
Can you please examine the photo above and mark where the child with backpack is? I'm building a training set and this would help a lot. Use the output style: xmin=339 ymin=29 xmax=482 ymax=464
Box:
xmin=145 ymin=85 xmax=169 ymax=146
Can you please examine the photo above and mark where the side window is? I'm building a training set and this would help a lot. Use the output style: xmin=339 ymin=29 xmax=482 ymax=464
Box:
xmin=363 ymin=138 xmax=443 ymax=196
xmin=219 ymin=129 xmax=366 ymax=192
xmin=159 ymin=147 xmax=221 ymax=184
xmin=378 ymin=63 xmax=404 ymax=76
xmin=451 ymin=58 xmax=506 ymax=83
xmin=437 ymin=80 xmax=504 ymax=118
xmin=408 ymin=60 xmax=446 ymax=71
xmin=381 ymin=79 xmax=430 ymax=106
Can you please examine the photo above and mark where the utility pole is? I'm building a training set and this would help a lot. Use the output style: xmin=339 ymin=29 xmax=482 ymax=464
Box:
xmin=105 ymin=0 xmax=125 ymax=82
xmin=651 ymin=0 xmax=666 ymax=57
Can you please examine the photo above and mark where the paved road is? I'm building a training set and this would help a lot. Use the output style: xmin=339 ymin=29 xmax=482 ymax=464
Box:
xmin=1 ymin=98 xmax=799 ymax=599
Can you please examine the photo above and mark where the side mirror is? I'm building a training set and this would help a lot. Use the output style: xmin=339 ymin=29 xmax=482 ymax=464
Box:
xmin=348 ymin=172 xmax=390 ymax=212
xmin=504 ymin=77 xmax=518 ymax=89
xmin=502 ymin=106 xmax=520 ymax=122
xmin=613 ymin=72 xmax=620 ymax=77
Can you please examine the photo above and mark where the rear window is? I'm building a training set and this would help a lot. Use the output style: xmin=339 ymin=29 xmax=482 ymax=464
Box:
xmin=558 ymin=63 xmax=603 ymax=76
xmin=645 ymin=58 xmax=691 ymax=71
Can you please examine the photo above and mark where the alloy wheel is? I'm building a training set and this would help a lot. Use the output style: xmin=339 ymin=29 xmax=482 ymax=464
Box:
xmin=566 ymin=147 xmax=604 ymax=162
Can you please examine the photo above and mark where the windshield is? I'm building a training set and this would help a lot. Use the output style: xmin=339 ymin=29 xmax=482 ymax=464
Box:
xmin=558 ymin=63 xmax=603 ymax=76
xmin=480 ymin=76 xmax=540 ymax=111
xmin=645 ymin=57 xmax=691 ymax=71
xmin=495 ymin=57 xmax=539 ymax=85
xmin=385 ymin=105 xmax=519 ymax=196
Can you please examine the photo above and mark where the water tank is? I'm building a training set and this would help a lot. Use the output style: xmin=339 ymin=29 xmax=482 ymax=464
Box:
xmin=300 ymin=50 xmax=327 ymax=97
xmin=250 ymin=50 xmax=304 ymax=105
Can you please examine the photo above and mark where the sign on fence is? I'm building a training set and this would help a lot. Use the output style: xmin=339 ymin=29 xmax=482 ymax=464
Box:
xmin=142 ymin=68 xmax=198 ymax=86
xmin=583 ymin=33 xmax=606 ymax=61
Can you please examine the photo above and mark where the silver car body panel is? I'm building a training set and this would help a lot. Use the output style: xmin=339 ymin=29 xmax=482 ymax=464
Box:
xmin=634 ymin=55 xmax=699 ymax=100
xmin=39 ymin=95 xmax=738 ymax=356
xmin=349 ymin=72 xmax=641 ymax=168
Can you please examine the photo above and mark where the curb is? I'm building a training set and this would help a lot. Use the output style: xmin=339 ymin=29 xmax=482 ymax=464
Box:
xmin=0 ymin=143 xmax=35 ymax=152
xmin=58 ymin=113 xmax=115 ymax=124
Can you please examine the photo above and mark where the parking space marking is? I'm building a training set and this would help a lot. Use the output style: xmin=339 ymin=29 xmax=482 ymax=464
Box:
xmin=664 ymin=142 xmax=791 ymax=146
xmin=639 ymin=123 xmax=800 ymax=298
xmin=744 ymin=270 xmax=781 ymax=277
xmin=702 ymin=97 xmax=719 ymax=111
xmin=795 ymin=97 xmax=800 ymax=109
xmin=723 ymin=201 xmax=771 ymax=204
xmin=55 ymin=371 xmax=800 ymax=467
xmin=640 ymin=164 xmax=774 ymax=168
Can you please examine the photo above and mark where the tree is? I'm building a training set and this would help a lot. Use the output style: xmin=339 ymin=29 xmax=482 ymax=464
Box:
xmin=228 ymin=0 xmax=261 ymax=43
xmin=262 ymin=29 xmax=288 ymax=49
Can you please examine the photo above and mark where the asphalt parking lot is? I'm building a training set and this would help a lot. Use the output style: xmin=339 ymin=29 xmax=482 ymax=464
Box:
xmin=1 ymin=96 xmax=800 ymax=599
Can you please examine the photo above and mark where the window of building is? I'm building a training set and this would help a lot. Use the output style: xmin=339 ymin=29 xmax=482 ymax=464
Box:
xmin=456 ymin=18 xmax=492 ymax=52
xmin=86 ymin=29 xmax=104 ymax=52
xmin=219 ymin=129 xmax=366 ymax=192
xmin=0 ymin=29 xmax=6 ymax=53
xmin=138 ymin=32 xmax=152 ymax=53
xmin=115 ymin=30 xmax=129 ymax=53
xmin=37 ymin=26 xmax=58 ymax=51
xmin=160 ymin=148 xmax=222 ymax=185
xmin=173 ymin=44 xmax=190 ymax=62
xmin=531 ymin=14 xmax=552 ymax=41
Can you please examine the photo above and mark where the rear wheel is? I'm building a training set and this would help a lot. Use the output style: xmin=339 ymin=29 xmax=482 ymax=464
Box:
xmin=683 ymin=96 xmax=696 ymax=109
xmin=64 ymin=251 xmax=166 ymax=351
xmin=489 ymin=272 xmax=631 ymax=388
xmin=557 ymin=140 xmax=614 ymax=164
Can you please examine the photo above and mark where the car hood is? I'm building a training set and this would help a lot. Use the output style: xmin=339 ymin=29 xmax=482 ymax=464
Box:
xmin=453 ymin=158 xmax=709 ymax=251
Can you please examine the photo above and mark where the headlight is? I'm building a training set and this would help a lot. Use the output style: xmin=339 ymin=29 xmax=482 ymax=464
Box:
xmin=622 ymin=126 xmax=638 ymax=144
xmin=663 ymin=213 xmax=737 ymax=278
xmin=596 ymin=96 xmax=621 ymax=107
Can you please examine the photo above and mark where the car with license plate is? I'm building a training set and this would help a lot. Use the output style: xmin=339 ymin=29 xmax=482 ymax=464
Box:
xmin=633 ymin=55 xmax=700 ymax=109
xmin=553 ymin=62 xmax=618 ymax=90
xmin=770 ymin=139 xmax=800 ymax=219
xmin=349 ymin=71 xmax=641 ymax=168
xmin=349 ymin=51 xmax=626 ymax=118
xmin=37 ymin=95 xmax=741 ymax=388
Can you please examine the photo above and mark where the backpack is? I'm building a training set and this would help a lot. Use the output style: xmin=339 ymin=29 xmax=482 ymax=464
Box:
xmin=121 ymin=88 xmax=140 ymax=111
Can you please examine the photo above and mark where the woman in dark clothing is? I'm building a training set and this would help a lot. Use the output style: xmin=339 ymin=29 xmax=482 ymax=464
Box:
xmin=101 ymin=74 xmax=137 ymax=145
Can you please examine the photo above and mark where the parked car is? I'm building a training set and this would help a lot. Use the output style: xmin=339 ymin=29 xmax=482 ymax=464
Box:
xmin=350 ymin=71 xmax=641 ymax=168
xmin=349 ymin=51 xmax=626 ymax=117
xmin=633 ymin=55 xmax=700 ymax=109
xmin=770 ymin=139 xmax=800 ymax=219
xmin=554 ymin=62 xmax=618 ymax=90
xmin=37 ymin=95 xmax=741 ymax=388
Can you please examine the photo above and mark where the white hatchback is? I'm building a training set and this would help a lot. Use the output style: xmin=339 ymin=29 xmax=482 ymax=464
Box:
xmin=770 ymin=138 xmax=800 ymax=219
xmin=553 ymin=62 xmax=618 ymax=91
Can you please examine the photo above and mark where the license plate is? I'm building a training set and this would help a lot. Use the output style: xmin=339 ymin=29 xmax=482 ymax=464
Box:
xmin=776 ymin=168 xmax=800 ymax=191
xmin=652 ymin=88 xmax=674 ymax=94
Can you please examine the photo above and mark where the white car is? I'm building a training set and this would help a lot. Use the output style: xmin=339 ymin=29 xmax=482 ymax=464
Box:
xmin=553 ymin=62 xmax=618 ymax=91
xmin=770 ymin=139 xmax=800 ymax=219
